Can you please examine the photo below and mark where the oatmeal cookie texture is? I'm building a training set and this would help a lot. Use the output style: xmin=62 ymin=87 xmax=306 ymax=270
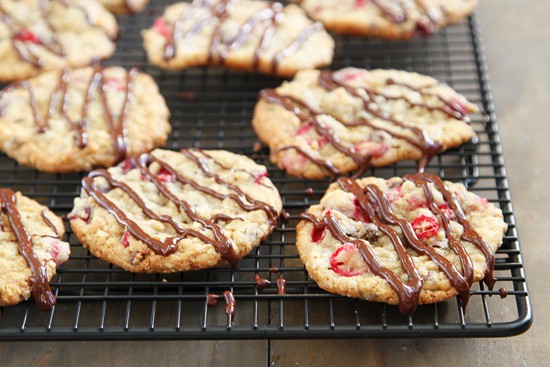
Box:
xmin=0 ymin=66 xmax=171 ymax=172
xmin=99 ymin=0 xmax=149 ymax=14
xmin=253 ymin=68 xmax=478 ymax=179
xmin=0 ymin=189 xmax=70 ymax=310
xmin=297 ymin=173 xmax=506 ymax=313
xmin=0 ymin=0 xmax=117 ymax=82
xmin=142 ymin=0 xmax=334 ymax=77
xmin=292 ymin=0 xmax=478 ymax=39
xmin=69 ymin=149 xmax=282 ymax=273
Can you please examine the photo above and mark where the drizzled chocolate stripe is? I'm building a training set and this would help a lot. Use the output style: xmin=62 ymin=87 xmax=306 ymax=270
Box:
xmin=0 ymin=189 xmax=56 ymax=311
xmin=81 ymin=150 xmax=278 ymax=267
xmin=161 ymin=0 xmax=321 ymax=72
xmin=14 ymin=66 xmax=136 ymax=162
xmin=405 ymin=173 xmax=496 ymax=288
xmin=40 ymin=209 xmax=60 ymax=238
xmin=301 ymin=173 xmax=497 ymax=313
xmin=259 ymin=89 xmax=362 ymax=176
xmin=260 ymin=70 xmax=454 ymax=176
xmin=179 ymin=149 xmax=279 ymax=227
xmin=318 ymin=70 xmax=444 ymax=172
xmin=385 ymin=79 xmax=469 ymax=120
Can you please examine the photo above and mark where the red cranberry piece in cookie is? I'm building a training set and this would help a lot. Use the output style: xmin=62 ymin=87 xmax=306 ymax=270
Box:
xmin=438 ymin=203 xmax=456 ymax=220
xmin=295 ymin=123 xmax=312 ymax=136
xmin=104 ymin=77 xmax=125 ymax=91
xmin=153 ymin=18 xmax=170 ymax=37
xmin=339 ymin=68 xmax=368 ymax=82
xmin=330 ymin=243 xmax=368 ymax=277
xmin=352 ymin=198 xmax=370 ymax=223
xmin=14 ymin=29 xmax=41 ymax=44
xmin=311 ymin=225 xmax=326 ymax=243
xmin=254 ymin=171 xmax=268 ymax=185
xmin=355 ymin=0 xmax=368 ymax=8
xmin=68 ymin=206 xmax=91 ymax=224
xmin=122 ymin=230 xmax=130 ymax=248
xmin=120 ymin=158 xmax=135 ymax=173
xmin=157 ymin=168 xmax=176 ymax=183
xmin=412 ymin=214 xmax=439 ymax=239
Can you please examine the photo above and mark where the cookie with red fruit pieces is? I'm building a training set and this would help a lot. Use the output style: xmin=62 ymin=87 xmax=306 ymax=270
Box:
xmin=69 ymin=148 xmax=282 ymax=272
xmin=141 ymin=0 xmax=334 ymax=77
xmin=252 ymin=68 xmax=478 ymax=179
xmin=291 ymin=0 xmax=478 ymax=39
xmin=296 ymin=173 xmax=507 ymax=313
xmin=99 ymin=0 xmax=149 ymax=14
xmin=0 ymin=189 xmax=70 ymax=310
xmin=0 ymin=0 xmax=118 ymax=82
xmin=0 ymin=66 xmax=170 ymax=172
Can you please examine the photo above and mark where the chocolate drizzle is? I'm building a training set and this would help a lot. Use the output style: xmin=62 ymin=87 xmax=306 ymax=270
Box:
xmin=318 ymin=70 xmax=443 ymax=172
xmin=0 ymin=189 xmax=56 ymax=311
xmin=40 ymin=210 xmax=60 ymax=238
xmin=161 ymin=0 xmax=321 ymax=72
xmin=300 ymin=173 xmax=498 ymax=314
xmin=261 ymin=69 xmax=459 ymax=176
xmin=404 ymin=173 xmax=496 ymax=288
xmin=81 ymin=149 xmax=279 ymax=268
xmin=11 ymin=67 xmax=136 ymax=163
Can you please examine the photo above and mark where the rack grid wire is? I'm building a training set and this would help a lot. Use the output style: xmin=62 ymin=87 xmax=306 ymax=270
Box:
xmin=0 ymin=0 xmax=532 ymax=340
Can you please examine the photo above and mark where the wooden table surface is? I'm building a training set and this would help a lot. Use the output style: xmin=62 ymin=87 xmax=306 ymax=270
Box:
xmin=2 ymin=1 xmax=549 ymax=365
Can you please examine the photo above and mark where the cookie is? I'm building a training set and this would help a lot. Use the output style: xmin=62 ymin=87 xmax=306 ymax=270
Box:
xmin=142 ymin=0 xmax=334 ymax=77
xmin=0 ymin=189 xmax=70 ymax=310
xmin=297 ymin=173 xmax=507 ymax=313
xmin=69 ymin=148 xmax=283 ymax=273
xmin=0 ymin=66 xmax=171 ymax=172
xmin=99 ymin=0 xmax=149 ymax=14
xmin=253 ymin=68 xmax=478 ymax=179
xmin=292 ymin=0 xmax=478 ymax=39
xmin=0 ymin=0 xmax=118 ymax=82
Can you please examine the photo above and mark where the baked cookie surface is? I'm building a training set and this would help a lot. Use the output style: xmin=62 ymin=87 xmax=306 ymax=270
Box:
xmin=69 ymin=149 xmax=282 ymax=273
xmin=253 ymin=68 xmax=478 ymax=179
xmin=0 ymin=0 xmax=117 ymax=82
xmin=297 ymin=173 xmax=506 ymax=313
xmin=142 ymin=0 xmax=334 ymax=77
xmin=292 ymin=0 xmax=478 ymax=39
xmin=0 ymin=66 xmax=171 ymax=172
xmin=99 ymin=0 xmax=149 ymax=14
xmin=0 ymin=189 xmax=70 ymax=310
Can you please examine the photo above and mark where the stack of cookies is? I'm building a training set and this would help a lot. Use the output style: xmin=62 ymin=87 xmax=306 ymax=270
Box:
xmin=1 ymin=0 xmax=505 ymax=316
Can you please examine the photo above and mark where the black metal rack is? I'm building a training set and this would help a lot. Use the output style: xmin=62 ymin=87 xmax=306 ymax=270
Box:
xmin=0 ymin=1 xmax=531 ymax=340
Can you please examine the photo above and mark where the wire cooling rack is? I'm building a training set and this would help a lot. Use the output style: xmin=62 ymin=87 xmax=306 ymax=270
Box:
xmin=0 ymin=1 xmax=532 ymax=340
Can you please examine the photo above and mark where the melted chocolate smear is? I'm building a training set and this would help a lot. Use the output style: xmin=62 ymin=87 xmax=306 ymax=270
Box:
xmin=0 ymin=189 xmax=56 ymax=311
xmin=82 ymin=150 xmax=279 ymax=268
xmin=280 ymin=211 xmax=290 ymax=223
xmin=276 ymin=273 xmax=287 ymax=295
xmin=254 ymin=274 xmax=271 ymax=293
xmin=300 ymin=173 xmax=496 ymax=314
xmin=498 ymin=287 xmax=508 ymax=299
xmin=162 ymin=0 xmax=319 ymax=72
xmin=206 ymin=293 xmax=219 ymax=307
xmin=223 ymin=290 xmax=236 ymax=317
